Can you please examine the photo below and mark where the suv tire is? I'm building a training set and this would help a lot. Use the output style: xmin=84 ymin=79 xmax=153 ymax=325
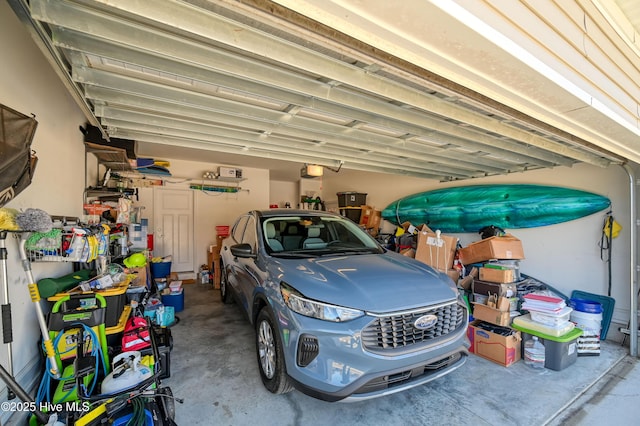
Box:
xmin=255 ymin=307 xmax=294 ymax=394
xmin=219 ymin=259 xmax=233 ymax=304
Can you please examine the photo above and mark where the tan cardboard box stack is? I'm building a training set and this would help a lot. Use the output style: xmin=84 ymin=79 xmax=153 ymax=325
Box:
xmin=460 ymin=234 xmax=524 ymax=309
xmin=462 ymin=235 xmax=526 ymax=367
xmin=468 ymin=291 xmax=522 ymax=367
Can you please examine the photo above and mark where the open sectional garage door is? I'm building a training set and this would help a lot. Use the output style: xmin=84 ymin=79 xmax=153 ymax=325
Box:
xmin=8 ymin=0 xmax=638 ymax=183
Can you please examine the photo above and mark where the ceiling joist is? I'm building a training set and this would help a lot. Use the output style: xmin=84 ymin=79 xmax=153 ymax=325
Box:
xmin=14 ymin=0 xmax=625 ymax=181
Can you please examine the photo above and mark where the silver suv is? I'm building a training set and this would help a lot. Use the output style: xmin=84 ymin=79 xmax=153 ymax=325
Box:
xmin=219 ymin=209 xmax=469 ymax=401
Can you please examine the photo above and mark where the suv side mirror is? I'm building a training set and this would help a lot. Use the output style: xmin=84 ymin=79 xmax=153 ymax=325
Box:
xmin=231 ymin=243 xmax=256 ymax=258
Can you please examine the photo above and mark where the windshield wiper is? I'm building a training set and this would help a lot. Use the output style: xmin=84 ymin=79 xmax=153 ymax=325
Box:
xmin=271 ymin=251 xmax=319 ymax=258
xmin=320 ymin=248 xmax=380 ymax=256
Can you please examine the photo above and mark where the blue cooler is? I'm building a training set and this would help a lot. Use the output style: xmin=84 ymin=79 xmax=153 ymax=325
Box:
xmin=161 ymin=289 xmax=184 ymax=312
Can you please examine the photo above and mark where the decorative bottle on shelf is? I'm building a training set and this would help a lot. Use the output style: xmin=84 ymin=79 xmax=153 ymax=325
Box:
xmin=524 ymin=336 xmax=545 ymax=369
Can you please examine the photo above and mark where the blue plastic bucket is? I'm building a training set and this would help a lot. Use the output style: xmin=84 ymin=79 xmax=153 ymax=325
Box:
xmin=150 ymin=261 xmax=171 ymax=278
xmin=569 ymin=298 xmax=603 ymax=338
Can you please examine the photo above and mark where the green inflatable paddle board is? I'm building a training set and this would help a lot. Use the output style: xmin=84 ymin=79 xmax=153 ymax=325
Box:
xmin=382 ymin=184 xmax=611 ymax=233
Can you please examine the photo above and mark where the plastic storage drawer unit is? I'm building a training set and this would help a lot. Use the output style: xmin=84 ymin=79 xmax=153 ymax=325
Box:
xmin=512 ymin=324 xmax=582 ymax=371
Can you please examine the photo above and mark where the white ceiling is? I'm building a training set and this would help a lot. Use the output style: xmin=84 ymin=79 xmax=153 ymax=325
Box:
xmin=8 ymin=0 xmax=640 ymax=182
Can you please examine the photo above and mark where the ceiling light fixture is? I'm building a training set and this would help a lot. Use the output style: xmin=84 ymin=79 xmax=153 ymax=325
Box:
xmin=300 ymin=161 xmax=344 ymax=179
xmin=301 ymin=164 xmax=324 ymax=178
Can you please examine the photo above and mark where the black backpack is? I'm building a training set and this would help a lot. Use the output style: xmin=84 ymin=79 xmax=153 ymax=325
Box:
xmin=478 ymin=225 xmax=506 ymax=239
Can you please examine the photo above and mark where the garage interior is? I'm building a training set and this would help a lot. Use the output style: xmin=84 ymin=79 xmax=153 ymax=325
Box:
xmin=2 ymin=0 xmax=640 ymax=424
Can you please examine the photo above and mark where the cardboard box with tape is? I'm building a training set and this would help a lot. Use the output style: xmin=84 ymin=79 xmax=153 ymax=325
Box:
xmin=467 ymin=320 xmax=521 ymax=367
xmin=459 ymin=235 xmax=524 ymax=265
xmin=414 ymin=225 xmax=458 ymax=271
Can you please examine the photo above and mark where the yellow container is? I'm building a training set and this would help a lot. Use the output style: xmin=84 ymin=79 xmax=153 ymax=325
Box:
xmin=48 ymin=278 xmax=130 ymax=328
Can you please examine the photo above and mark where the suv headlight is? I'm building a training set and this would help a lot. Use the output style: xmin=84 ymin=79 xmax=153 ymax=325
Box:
xmin=280 ymin=283 xmax=364 ymax=322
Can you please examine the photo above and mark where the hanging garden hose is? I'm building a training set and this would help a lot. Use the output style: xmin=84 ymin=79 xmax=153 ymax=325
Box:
xmin=600 ymin=213 xmax=622 ymax=297
xmin=36 ymin=323 xmax=108 ymax=404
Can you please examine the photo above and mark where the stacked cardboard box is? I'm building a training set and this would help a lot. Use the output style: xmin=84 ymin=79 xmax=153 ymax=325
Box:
xmin=395 ymin=223 xmax=460 ymax=282
xmin=467 ymin=320 xmax=521 ymax=367
xmin=469 ymin=289 xmax=522 ymax=366
xmin=472 ymin=295 xmax=512 ymax=327
xmin=359 ymin=206 xmax=382 ymax=236
xmin=459 ymin=235 xmax=524 ymax=265
xmin=462 ymin=236 xmax=523 ymax=317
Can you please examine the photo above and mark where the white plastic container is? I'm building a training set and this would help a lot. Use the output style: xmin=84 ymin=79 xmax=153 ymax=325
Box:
xmin=513 ymin=314 xmax=575 ymax=337
xmin=524 ymin=336 xmax=545 ymax=369
xmin=101 ymin=351 xmax=152 ymax=394
xmin=529 ymin=306 xmax=573 ymax=327
xmin=570 ymin=310 xmax=603 ymax=337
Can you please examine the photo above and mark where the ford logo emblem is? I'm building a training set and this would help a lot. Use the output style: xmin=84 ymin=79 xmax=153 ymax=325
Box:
xmin=414 ymin=314 xmax=438 ymax=330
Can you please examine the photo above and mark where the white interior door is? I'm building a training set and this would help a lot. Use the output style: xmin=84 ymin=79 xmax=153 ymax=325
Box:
xmin=153 ymin=188 xmax=194 ymax=272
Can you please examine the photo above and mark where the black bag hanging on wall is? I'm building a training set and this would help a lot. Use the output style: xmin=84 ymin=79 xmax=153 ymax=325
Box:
xmin=0 ymin=103 xmax=38 ymax=207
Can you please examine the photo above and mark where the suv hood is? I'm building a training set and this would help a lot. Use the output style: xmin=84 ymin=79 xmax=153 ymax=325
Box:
xmin=272 ymin=251 xmax=458 ymax=313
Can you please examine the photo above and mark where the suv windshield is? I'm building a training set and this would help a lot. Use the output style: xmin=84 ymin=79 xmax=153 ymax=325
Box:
xmin=261 ymin=215 xmax=383 ymax=255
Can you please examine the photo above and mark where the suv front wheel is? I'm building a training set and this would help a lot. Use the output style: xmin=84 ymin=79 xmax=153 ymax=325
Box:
xmin=219 ymin=259 xmax=233 ymax=304
xmin=255 ymin=307 xmax=294 ymax=394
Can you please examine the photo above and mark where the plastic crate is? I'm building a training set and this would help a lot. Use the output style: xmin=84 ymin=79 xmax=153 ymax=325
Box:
xmin=105 ymin=305 xmax=132 ymax=348
xmin=339 ymin=207 xmax=362 ymax=223
xmin=337 ymin=192 xmax=367 ymax=207
xmin=512 ymin=323 xmax=582 ymax=371
xmin=150 ymin=261 xmax=171 ymax=279
xmin=48 ymin=281 xmax=128 ymax=328
xmin=161 ymin=289 xmax=184 ymax=312
xmin=216 ymin=225 xmax=230 ymax=237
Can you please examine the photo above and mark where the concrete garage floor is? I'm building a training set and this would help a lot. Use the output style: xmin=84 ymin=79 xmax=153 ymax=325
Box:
xmin=166 ymin=284 xmax=640 ymax=426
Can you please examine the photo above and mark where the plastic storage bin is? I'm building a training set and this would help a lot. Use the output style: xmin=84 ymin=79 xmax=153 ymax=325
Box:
xmin=339 ymin=207 xmax=362 ymax=223
xmin=337 ymin=192 xmax=367 ymax=207
xmin=529 ymin=306 xmax=573 ymax=327
xmin=150 ymin=261 xmax=171 ymax=279
xmin=105 ymin=305 xmax=132 ymax=348
xmin=161 ymin=288 xmax=184 ymax=312
xmin=512 ymin=313 xmax=575 ymax=337
xmin=512 ymin=324 xmax=582 ymax=371
xmin=48 ymin=281 xmax=129 ymax=328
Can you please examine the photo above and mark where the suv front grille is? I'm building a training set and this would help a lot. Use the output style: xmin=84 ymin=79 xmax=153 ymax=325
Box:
xmin=361 ymin=302 xmax=465 ymax=352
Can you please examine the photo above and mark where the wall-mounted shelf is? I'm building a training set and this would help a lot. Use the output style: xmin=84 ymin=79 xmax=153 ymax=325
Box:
xmin=85 ymin=142 xmax=132 ymax=171
xmin=84 ymin=187 xmax=137 ymax=200
xmin=212 ymin=176 xmax=245 ymax=183
xmin=85 ymin=142 xmax=247 ymax=196
xmin=113 ymin=172 xmax=246 ymax=185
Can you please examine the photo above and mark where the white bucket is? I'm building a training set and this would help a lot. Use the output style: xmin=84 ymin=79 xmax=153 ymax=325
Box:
xmin=570 ymin=310 xmax=602 ymax=337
